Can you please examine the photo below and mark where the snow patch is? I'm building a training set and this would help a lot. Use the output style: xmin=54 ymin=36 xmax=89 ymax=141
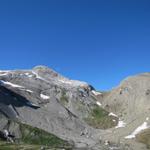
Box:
xmin=115 ymin=120 xmax=126 ymax=128
xmin=25 ymin=73 xmax=30 ymax=75
xmin=28 ymin=74 xmax=33 ymax=78
xmin=4 ymin=130 xmax=9 ymax=136
xmin=109 ymin=112 xmax=118 ymax=117
xmin=0 ymin=80 xmax=33 ymax=93
xmin=0 ymin=80 xmax=24 ymax=88
xmin=125 ymin=121 xmax=149 ymax=139
xmin=25 ymin=89 xmax=33 ymax=93
xmin=27 ymin=101 xmax=40 ymax=107
xmin=92 ymin=90 xmax=102 ymax=96
xmin=96 ymin=101 xmax=102 ymax=106
xmin=32 ymin=71 xmax=43 ymax=80
xmin=15 ymin=87 xmax=33 ymax=93
xmin=104 ymin=140 xmax=109 ymax=145
xmin=40 ymin=94 xmax=50 ymax=99
xmin=32 ymin=71 xmax=49 ymax=82
xmin=25 ymin=73 xmax=33 ymax=78
xmin=0 ymin=73 xmax=8 ymax=76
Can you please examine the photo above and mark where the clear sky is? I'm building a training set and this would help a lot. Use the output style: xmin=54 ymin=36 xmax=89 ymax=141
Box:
xmin=0 ymin=0 xmax=150 ymax=90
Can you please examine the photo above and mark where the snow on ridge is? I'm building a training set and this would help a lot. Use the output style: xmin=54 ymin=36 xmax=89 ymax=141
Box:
xmin=109 ymin=112 xmax=118 ymax=117
xmin=59 ymin=79 xmax=72 ymax=84
xmin=125 ymin=120 xmax=149 ymax=139
xmin=115 ymin=120 xmax=126 ymax=128
xmin=32 ymin=71 xmax=43 ymax=80
xmin=40 ymin=94 xmax=50 ymax=99
xmin=0 ymin=70 xmax=10 ymax=73
xmin=0 ymin=73 xmax=8 ymax=76
xmin=32 ymin=71 xmax=88 ymax=87
xmin=58 ymin=79 xmax=88 ymax=87
xmin=92 ymin=90 xmax=102 ymax=96
xmin=0 ymin=80 xmax=33 ymax=93
xmin=0 ymin=80 xmax=24 ymax=88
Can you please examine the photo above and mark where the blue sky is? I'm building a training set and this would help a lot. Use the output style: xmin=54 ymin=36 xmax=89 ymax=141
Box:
xmin=0 ymin=0 xmax=150 ymax=90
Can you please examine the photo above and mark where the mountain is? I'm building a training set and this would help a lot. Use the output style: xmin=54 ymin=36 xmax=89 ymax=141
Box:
xmin=0 ymin=66 xmax=149 ymax=150
xmin=97 ymin=73 xmax=150 ymax=150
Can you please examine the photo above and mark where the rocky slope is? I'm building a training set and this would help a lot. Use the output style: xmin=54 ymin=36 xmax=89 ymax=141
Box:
xmin=0 ymin=66 xmax=149 ymax=150
xmin=97 ymin=73 xmax=150 ymax=150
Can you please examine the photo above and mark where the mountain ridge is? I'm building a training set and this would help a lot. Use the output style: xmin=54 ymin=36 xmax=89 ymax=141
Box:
xmin=0 ymin=66 xmax=149 ymax=150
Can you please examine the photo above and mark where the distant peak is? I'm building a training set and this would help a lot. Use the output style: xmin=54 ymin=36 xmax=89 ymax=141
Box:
xmin=33 ymin=65 xmax=51 ymax=70
xmin=33 ymin=65 xmax=57 ymax=73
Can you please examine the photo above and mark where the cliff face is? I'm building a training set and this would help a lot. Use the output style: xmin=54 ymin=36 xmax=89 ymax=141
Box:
xmin=0 ymin=66 xmax=149 ymax=150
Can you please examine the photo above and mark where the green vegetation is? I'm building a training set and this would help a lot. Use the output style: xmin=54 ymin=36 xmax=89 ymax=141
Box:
xmin=0 ymin=141 xmax=70 ymax=150
xmin=60 ymin=90 xmax=69 ymax=106
xmin=0 ymin=141 xmax=40 ymax=150
xmin=85 ymin=106 xmax=118 ymax=129
xmin=136 ymin=128 xmax=150 ymax=149
xmin=19 ymin=123 xmax=71 ymax=148
xmin=0 ymin=121 xmax=73 ymax=150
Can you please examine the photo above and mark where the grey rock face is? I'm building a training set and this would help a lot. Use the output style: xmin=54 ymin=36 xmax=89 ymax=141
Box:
xmin=0 ymin=66 xmax=101 ymax=149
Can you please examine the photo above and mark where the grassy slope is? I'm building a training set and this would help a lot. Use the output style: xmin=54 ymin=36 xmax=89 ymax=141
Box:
xmin=60 ymin=90 xmax=69 ymax=106
xmin=0 ymin=141 xmax=40 ymax=150
xmin=85 ymin=105 xmax=118 ymax=129
xmin=0 ymin=121 xmax=73 ymax=150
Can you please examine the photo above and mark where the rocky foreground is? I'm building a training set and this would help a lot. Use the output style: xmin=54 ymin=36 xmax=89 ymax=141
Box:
xmin=0 ymin=66 xmax=149 ymax=150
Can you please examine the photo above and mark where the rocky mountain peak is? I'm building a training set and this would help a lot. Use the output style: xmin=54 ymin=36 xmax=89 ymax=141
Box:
xmin=33 ymin=65 xmax=61 ymax=78
xmin=32 ymin=65 xmax=93 ymax=90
